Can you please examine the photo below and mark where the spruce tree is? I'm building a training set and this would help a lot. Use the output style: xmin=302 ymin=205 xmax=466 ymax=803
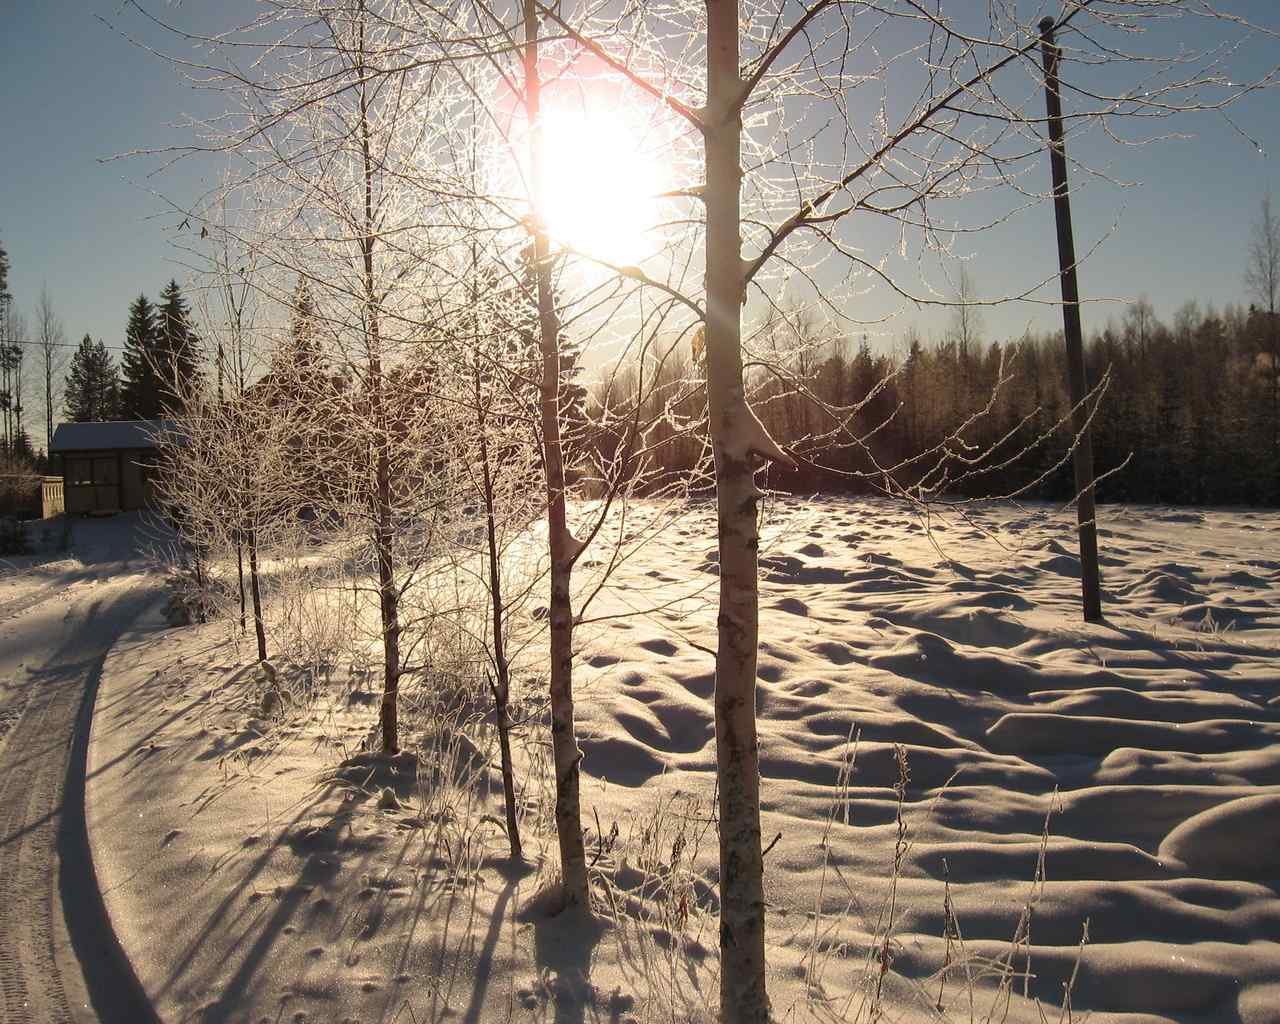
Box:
xmin=0 ymin=343 xmax=18 ymax=455
xmin=0 ymin=235 xmax=10 ymax=311
xmin=65 ymin=334 xmax=121 ymax=422
xmin=155 ymin=280 xmax=202 ymax=410
xmin=286 ymin=275 xmax=321 ymax=374
xmin=120 ymin=295 xmax=159 ymax=419
xmin=11 ymin=428 xmax=34 ymax=464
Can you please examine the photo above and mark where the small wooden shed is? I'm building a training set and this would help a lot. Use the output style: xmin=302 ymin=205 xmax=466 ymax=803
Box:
xmin=50 ymin=420 xmax=172 ymax=514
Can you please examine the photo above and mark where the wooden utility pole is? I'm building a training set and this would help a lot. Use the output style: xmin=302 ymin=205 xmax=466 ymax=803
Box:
xmin=1039 ymin=16 xmax=1103 ymax=624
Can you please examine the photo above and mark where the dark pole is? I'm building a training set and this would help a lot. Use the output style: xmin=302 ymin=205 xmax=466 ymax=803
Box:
xmin=1039 ymin=16 xmax=1103 ymax=623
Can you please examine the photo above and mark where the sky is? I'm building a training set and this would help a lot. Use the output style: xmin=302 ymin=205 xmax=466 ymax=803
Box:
xmin=1 ymin=0 xmax=1278 ymax=400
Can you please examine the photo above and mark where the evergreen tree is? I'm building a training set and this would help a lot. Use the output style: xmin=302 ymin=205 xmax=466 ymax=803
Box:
xmin=0 ymin=236 xmax=10 ymax=324
xmin=0 ymin=343 xmax=19 ymax=454
xmin=10 ymin=428 xmax=33 ymax=464
xmin=65 ymin=334 xmax=121 ymax=422
xmin=900 ymin=331 xmax=924 ymax=453
xmin=1 ymin=236 xmax=16 ymax=454
xmin=269 ymin=275 xmax=329 ymax=410
xmin=286 ymin=275 xmax=322 ymax=374
xmin=155 ymin=279 xmax=202 ymax=410
xmin=120 ymin=295 xmax=160 ymax=419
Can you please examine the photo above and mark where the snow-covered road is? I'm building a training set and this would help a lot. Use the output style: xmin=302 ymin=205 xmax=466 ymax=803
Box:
xmin=0 ymin=516 xmax=164 ymax=1024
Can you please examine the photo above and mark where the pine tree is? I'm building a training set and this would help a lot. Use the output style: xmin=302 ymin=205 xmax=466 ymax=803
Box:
xmin=65 ymin=334 xmax=121 ymax=422
xmin=0 ymin=343 xmax=19 ymax=455
xmin=120 ymin=295 xmax=160 ymax=419
xmin=1 ymin=237 xmax=15 ymax=454
xmin=270 ymin=275 xmax=328 ymax=408
xmin=155 ymin=280 xmax=202 ymax=410
xmin=0 ymin=236 xmax=10 ymax=322
xmin=10 ymin=428 xmax=34 ymax=464
xmin=901 ymin=332 xmax=924 ymax=455
xmin=286 ymin=275 xmax=322 ymax=374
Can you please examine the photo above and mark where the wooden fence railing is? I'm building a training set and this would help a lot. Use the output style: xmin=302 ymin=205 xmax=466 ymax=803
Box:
xmin=42 ymin=477 xmax=65 ymax=518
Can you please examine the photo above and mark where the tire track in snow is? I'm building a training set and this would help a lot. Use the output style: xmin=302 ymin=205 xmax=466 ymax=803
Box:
xmin=0 ymin=575 xmax=76 ymax=625
xmin=0 ymin=641 xmax=80 ymax=1023
xmin=0 ymin=583 xmax=163 ymax=1024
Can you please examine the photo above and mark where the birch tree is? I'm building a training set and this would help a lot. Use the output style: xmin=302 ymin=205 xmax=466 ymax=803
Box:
xmin=1246 ymin=194 xmax=1280 ymax=469
xmin=142 ymin=0 xmax=469 ymax=753
xmin=36 ymin=287 xmax=67 ymax=455
xmin=475 ymin=0 xmax=1277 ymax=1017
xmin=436 ymin=255 xmax=544 ymax=861
xmin=155 ymin=382 xmax=302 ymax=656
xmin=380 ymin=0 xmax=709 ymax=910
xmin=191 ymin=226 xmax=271 ymax=654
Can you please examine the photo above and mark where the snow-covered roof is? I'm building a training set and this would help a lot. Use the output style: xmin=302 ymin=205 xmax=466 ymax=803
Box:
xmin=50 ymin=419 xmax=177 ymax=453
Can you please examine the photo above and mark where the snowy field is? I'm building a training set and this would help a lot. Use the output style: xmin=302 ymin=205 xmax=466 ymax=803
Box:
xmin=83 ymin=497 xmax=1280 ymax=1024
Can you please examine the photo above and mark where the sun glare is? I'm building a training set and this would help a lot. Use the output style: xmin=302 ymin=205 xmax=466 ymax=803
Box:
xmin=537 ymin=102 xmax=667 ymax=265
xmin=496 ymin=58 xmax=677 ymax=267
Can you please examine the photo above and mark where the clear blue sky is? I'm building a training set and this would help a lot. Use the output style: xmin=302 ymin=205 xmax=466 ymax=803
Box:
xmin=1 ymin=1 xmax=1277 ymax=387
xmin=1 ymin=2 xmax=236 ymax=359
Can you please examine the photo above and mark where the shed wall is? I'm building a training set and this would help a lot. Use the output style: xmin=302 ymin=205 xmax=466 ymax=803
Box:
xmin=62 ymin=448 xmax=156 ymax=513
xmin=121 ymin=456 xmax=147 ymax=510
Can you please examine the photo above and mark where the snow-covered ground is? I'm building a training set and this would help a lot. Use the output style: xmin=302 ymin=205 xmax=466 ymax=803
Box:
xmin=82 ymin=498 xmax=1280 ymax=1024
xmin=0 ymin=514 xmax=166 ymax=1023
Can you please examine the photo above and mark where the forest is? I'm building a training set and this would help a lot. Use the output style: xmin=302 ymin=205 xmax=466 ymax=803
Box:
xmin=590 ymin=295 xmax=1280 ymax=507
xmin=12 ymin=266 xmax=1280 ymax=509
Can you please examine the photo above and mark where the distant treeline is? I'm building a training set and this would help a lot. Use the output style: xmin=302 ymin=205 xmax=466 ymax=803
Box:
xmin=604 ymin=301 xmax=1280 ymax=507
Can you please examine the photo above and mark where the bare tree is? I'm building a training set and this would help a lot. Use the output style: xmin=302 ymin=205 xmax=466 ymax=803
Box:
xmin=440 ymin=266 xmax=545 ymax=861
xmin=388 ymin=0 xmax=713 ymax=911
xmin=1247 ymin=194 xmax=1280 ymax=317
xmin=155 ymin=384 xmax=303 ymax=655
xmin=36 ymin=286 xmax=68 ymax=455
xmin=191 ymin=226 xmax=273 ymax=658
xmin=950 ymin=265 xmax=983 ymax=422
xmin=1246 ymin=194 xmax=1280 ymax=461
xmin=517 ymin=0 xmax=594 ymax=910
xmin=142 ymin=0 xmax=467 ymax=754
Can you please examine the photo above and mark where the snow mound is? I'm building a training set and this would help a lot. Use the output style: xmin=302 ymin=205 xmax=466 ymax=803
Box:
xmin=1159 ymin=793 xmax=1280 ymax=879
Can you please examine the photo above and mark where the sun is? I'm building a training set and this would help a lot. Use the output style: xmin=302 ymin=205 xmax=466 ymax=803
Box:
xmin=486 ymin=55 xmax=686 ymax=267
xmin=536 ymin=101 xmax=668 ymax=265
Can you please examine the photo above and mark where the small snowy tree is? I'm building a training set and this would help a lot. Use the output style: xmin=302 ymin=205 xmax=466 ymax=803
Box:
xmin=142 ymin=0 xmax=471 ymax=753
xmin=439 ymin=265 xmax=545 ymax=861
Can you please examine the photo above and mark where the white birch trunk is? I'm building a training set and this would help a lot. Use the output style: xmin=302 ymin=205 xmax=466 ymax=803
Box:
xmin=354 ymin=11 xmax=402 ymax=755
xmin=706 ymin=0 xmax=769 ymax=1018
xmin=524 ymin=0 xmax=589 ymax=911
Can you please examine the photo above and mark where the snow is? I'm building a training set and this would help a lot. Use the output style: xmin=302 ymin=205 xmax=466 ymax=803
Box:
xmin=73 ymin=498 xmax=1280 ymax=1023
xmin=0 ymin=513 xmax=169 ymax=1022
